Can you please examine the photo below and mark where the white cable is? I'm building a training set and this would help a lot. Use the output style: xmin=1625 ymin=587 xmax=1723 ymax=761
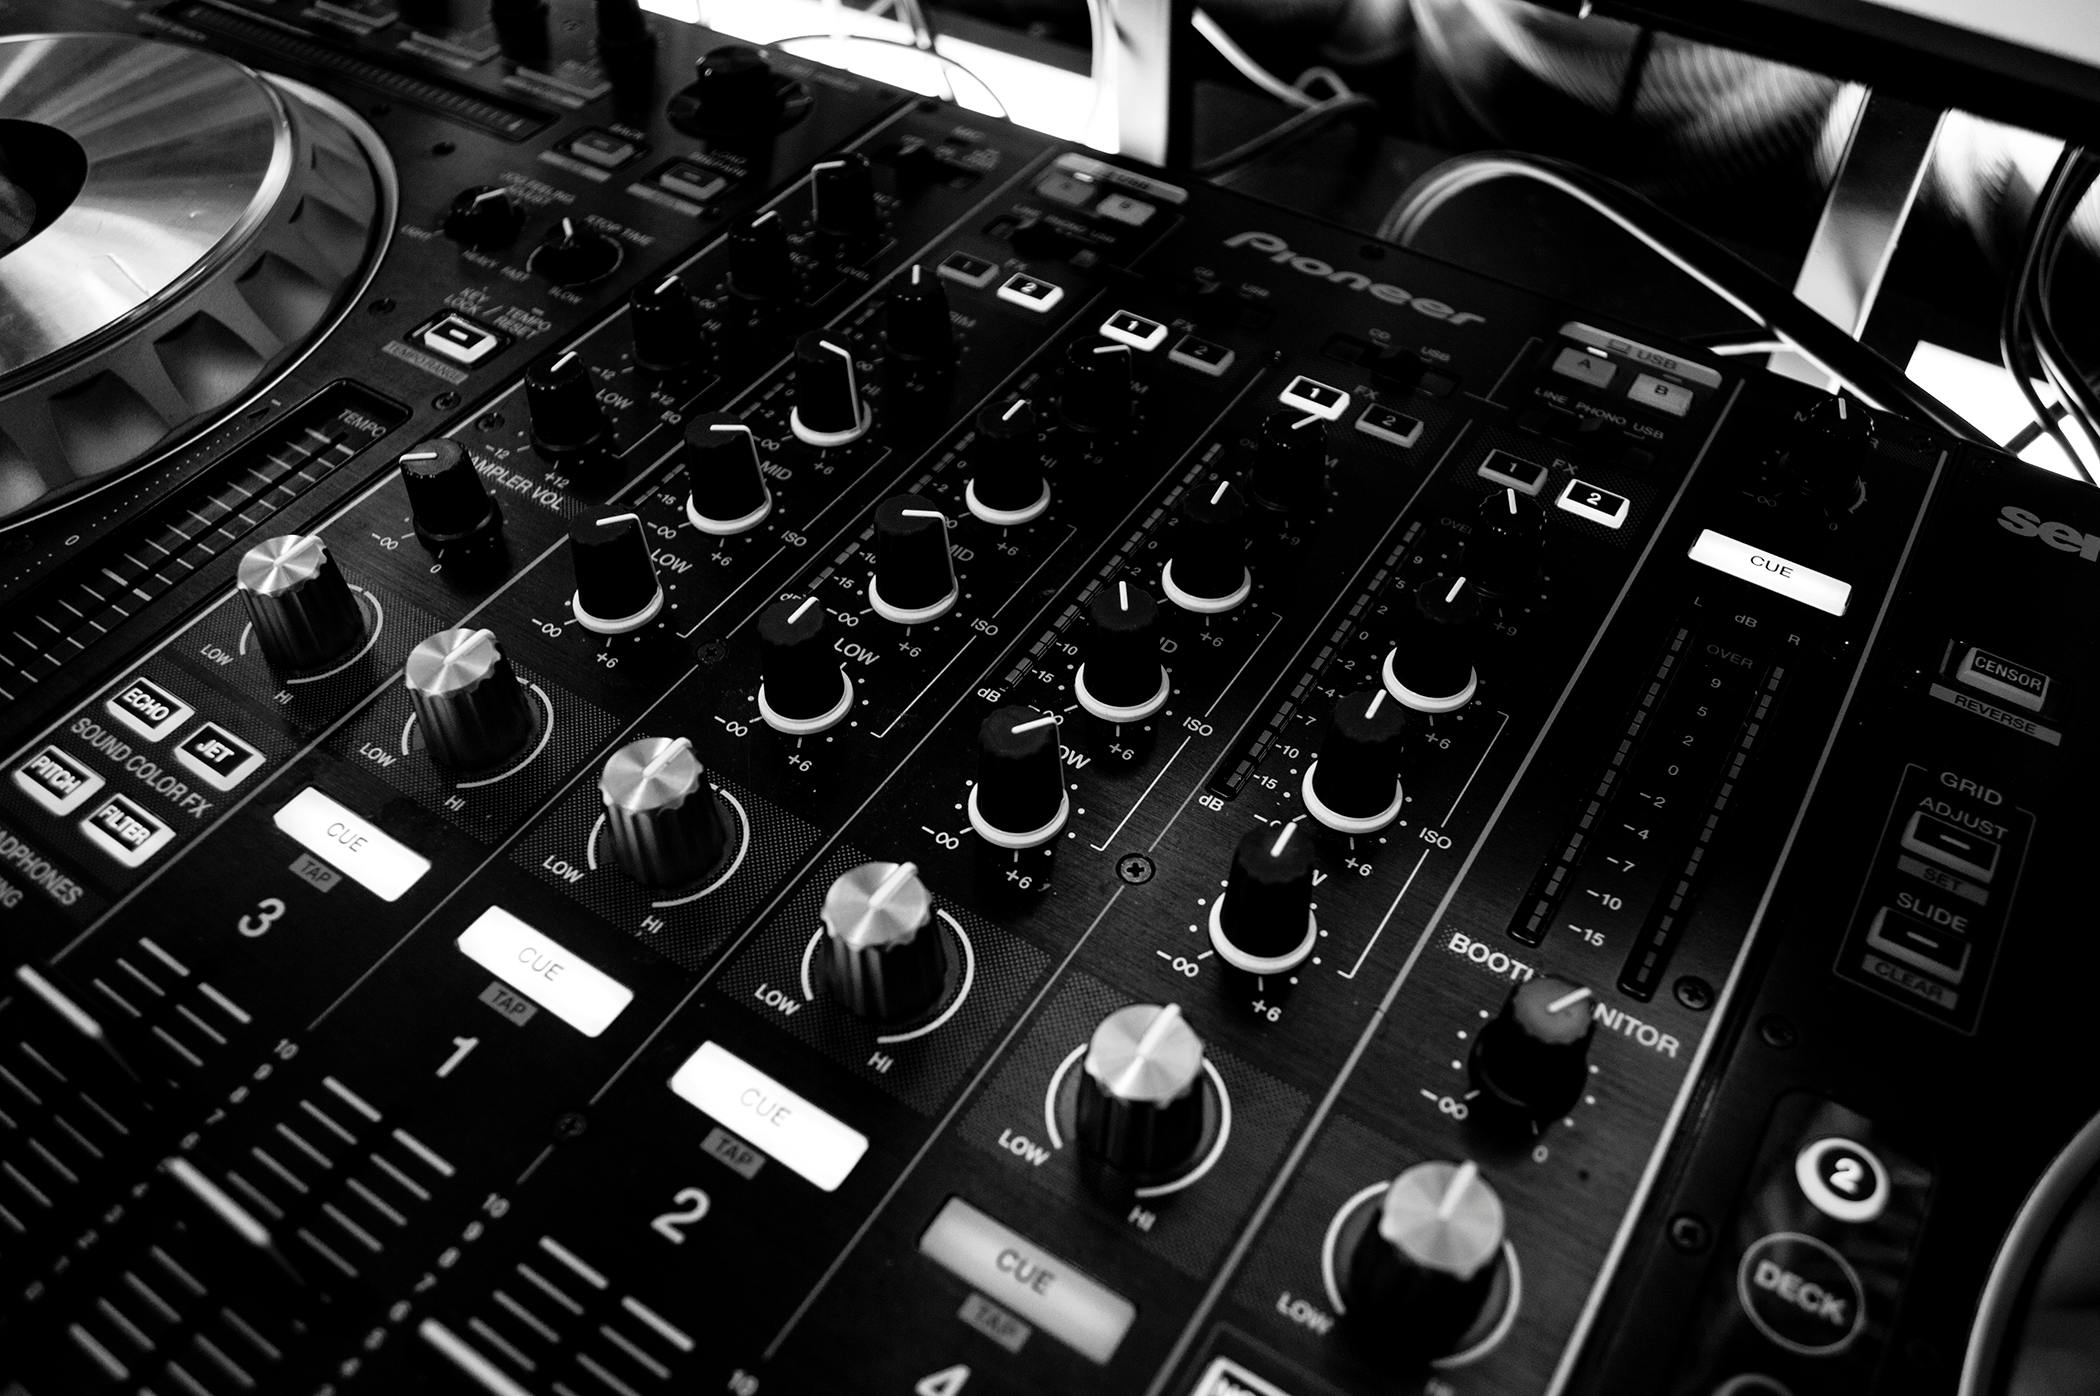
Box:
xmin=1194 ymin=8 xmax=1319 ymax=109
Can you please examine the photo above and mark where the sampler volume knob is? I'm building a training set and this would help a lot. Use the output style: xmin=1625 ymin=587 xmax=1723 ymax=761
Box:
xmin=1250 ymin=410 xmax=1327 ymax=513
xmin=968 ymin=705 xmax=1070 ymax=848
xmin=529 ymin=216 xmax=623 ymax=288
xmin=1161 ymin=479 xmax=1253 ymax=613
xmin=821 ymin=861 xmax=946 ymax=1023
xmin=1470 ymin=975 xmax=1595 ymax=1122
xmin=442 ymin=185 xmax=522 ymax=250
xmin=569 ymin=512 xmax=663 ymax=634
xmin=965 ymin=398 xmax=1050 ymax=525
xmin=526 ymin=350 xmax=609 ymax=456
xmin=868 ymin=494 xmax=958 ymax=624
xmin=756 ymin=595 xmax=854 ymax=733
xmin=404 ymin=628 xmax=537 ymax=771
xmin=728 ymin=211 xmax=793 ymax=303
xmin=1466 ymin=488 xmax=1546 ymax=600
xmin=884 ymin=264 xmax=956 ymax=368
xmin=682 ymin=414 xmax=773 ymax=535
xmin=1383 ymin=574 xmax=1482 ymax=713
xmin=1344 ymin=1160 xmax=1511 ymax=1360
xmin=1073 ymin=580 xmax=1170 ymax=722
xmin=1060 ymin=337 xmax=1135 ymax=434
xmin=237 ymin=534 xmax=365 ymax=671
xmin=1210 ymin=820 xmax=1318 ymax=972
xmin=1304 ymin=688 xmax=1407 ymax=833
xmin=599 ymin=737 xmax=732 ymax=888
xmin=810 ymin=153 xmax=881 ymax=249
xmin=790 ymin=332 xmax=873 ymax=447
xmin=398 ymin=439 xmax=502 ymax=555
xmin=1075 ymin=1003 xmax=1207 ymax=1179
xmin=629 ymin=274 xmax=703 ymax=372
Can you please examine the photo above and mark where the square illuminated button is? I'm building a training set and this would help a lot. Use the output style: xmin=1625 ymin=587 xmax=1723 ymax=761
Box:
xmin=272 ymin=787 xmax=431 ymax=902
xmin=919 ymin=1197 xmax=1136 ymax=1363
xmin=106 ymin=676 xmax=193 ymax=741
xmin=1355 ymin=403 xmax=1423 ymax=448
xmin=1168 ymin=334 xmax=1234 ymax=377
xmin=1279 ymin=375 xmax=1349 ymax=421
xmin=1095 ymin=192 xmax=1155 ymax=226
xmin=1687 ymin=530 xmax=1851 ymax=616
xmin=1100 ymin=310 xmax=1167 ymax=351
xmin=938 ymin=252 xmax=999 ymax=289
xmin=174 ymin=723 xmax=266 ymax=792
xmin=13 ymin=745 xmax=105 ymax=816
xmin=1557 ymin=478 xmax=1631 ymax=528
xmin=567 ymin=128 xmax=640 ymax=169
xmin=669 ymin=1042 xmax=867 ymax=1192
xmin=1478 ymin=450 xmax=1550 ymax=495
xmin=1627 ymin=372 xmax=1696 ymax=417
xmin=657 ymin=161 xmax=728 ymax=203
xmin=997 ymin=272 xmax=1065 ymax=312
xmin=1551 ymin=345 xmax=1616 ymax=388
xmin=1900 ymin=809 xmax=1999 ymax=884
xmin=1865 ymin=906 xmax=1969 ymax=985
xmin=80 ymin=795 xmax=174 ymax=868
xmin=457 ymin=906 xmax=633 ymax=1038
xmin=418 ymin=314 xmax=505 ymax=368
xmin=1953 ymin=645 xmax=2049 ymax=712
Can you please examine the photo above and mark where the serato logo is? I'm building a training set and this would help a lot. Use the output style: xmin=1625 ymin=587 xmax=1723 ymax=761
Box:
xmin=1998 ymin=504 xmax=2100 ymax=559
xmin=1222 ymin=231 xmax=1487 ymax=326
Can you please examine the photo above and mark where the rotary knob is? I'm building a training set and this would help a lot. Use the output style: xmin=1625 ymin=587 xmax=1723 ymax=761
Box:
xmin=629 ymin=274 xmax=703 ymax=372
xmin=404 ymin=628 xmax=537 ymax=771
xmin=1209 ymin=820 xmax=1318 ymax=973
xmin=682 ymin=414 xmax=772 ymax=535
xmin=790 ymin=332 xmax=872 ymax=447
xmin=525 ymin=349 xmax=609 ymax=456
xmin=821 ymin=861 xmax=947 ymax=1023
xmin=669 ymin=46 xmax=782 ymax=136
xmin=810 ymin=153 xmax=880 ymax=251
xmin=968 ymin=705 xmax=1070 ymax=848
xmin=1250 ymin=410 xmax=1327 ymax=513
xmin=491 ymin=0 xmax=549 ymax=64
xmin=237 ymin=534 xmax=366 ymax=671
xmin=1382 ymin=575 xmax=1482 ymax=714
xmin=1304 ymin=688 xmax=1407 ymax=833
xmin=727 ymin=210 xmax=793 ymax=303
xmin=965 ymin=399 xmax=1050 ymax=526
xmin=1074 ymin=580 xmax=1169 ymax=723
xmin=398 ymin=439 xmax=502 ymax=556
xmin=529 ymin=216 xmax=623 ymax=288
xmin=1469 ymin=975 xmax=1595 ymax=1124
xmin=599 ymin=737 xmax=733 ymax=888
xmin=1075 ymin=1003 xmax=1208 ymax=1180
xmin=1774 ymin=392 xmax=1870 ymax=524
xmin=868 ymin=494 xmax=958 ymax=624
xmin=884 ymin=263 xmax=955 ymax=369
xmin=569 ymin=512 xmax=663 ymax=634
xmin=756 ymin=595 xmax=854 ymax=733
xmin=1060 ymin=338 xmax=1135 ymax=434
xmin=1161 ymin=479 xmax=1253 ymax=613
xmin=442 ymin=184 xmax=522 ymax=250
xmin=1466 ymin=488 xmax=1546 ymax=600
xmin=1343 ymin=1160 xmax=1511 ymax=1361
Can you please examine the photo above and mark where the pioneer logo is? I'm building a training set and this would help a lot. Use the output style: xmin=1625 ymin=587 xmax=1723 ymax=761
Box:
xmin=1998 ymin=504 xmax=2100 ymax=559
xmin=1222 ymin=231 xmax=1487 ymax=326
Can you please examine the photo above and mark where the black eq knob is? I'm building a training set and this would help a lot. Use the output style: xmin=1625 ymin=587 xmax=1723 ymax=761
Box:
xmin=1304 ymin=688 xmax=1408 ymax=833
xmin=1060 ymin=338 xmax=1135 ymax=434
xmin=599 ymin=737 xmax=733 ymax=888
xmin=1161 ymin=479 xmax=1252 ymax=613
xmin=1250 ymin=409 xmax=1327 ymax=513
xmin=525 ymin=349 xmax=609 ymax=456
xmin=398 ymin=439 xmax=502 ymax=556
xmin=1210 ymin=820 xmax=1318 ymax=973
xmin=236 ymin=534 xmax=365 ymax=671
xmin=404 ymin=627 xmax=538 ymax=772
xmin=821 ymin=861 xmax=947 ymax=1023
xmin=755 ymin=595 xmax=854 ymax=734
xmin=529 ymin=215 xmax=623 ymax=288
xmin=442 ymin=185 xmax=522 ymax=250
xmin=1074 ymin=1003 xmax=1208 ymax=1180
xmin=1073 ymin=580 xmax=1169 ymax=723
xmin=568 ymin=512 xmax=663 ymax=633
xmin=1466 ymin=487 xmax=1546 ymax=600
xmin=965 ymin=398 xmax=1050 ymax=525
xmin=727 ymin=210 xmax=793 ymax=303
xmin=629 ymin=274 xmax=702 ymax=373
xmin=1469 ymin=975 xmax=1596 ymax=1123
xmin=789 ymin=332 xmax=872 ymax=447
xmin=884 ymin=263 xmax=956 ymax=370
xmin=1343 ymin=1160 xmax=1512 ymax=1361
xmin=969 ymin=704 xmax=1070 ymax=848
xmin=681 ymin=414 xmax=772 ymax=536
xmin=1383 ymin=574 xmax=1483 ymax=714
xmin=810 ymin=152 xmax=880 ymax=250
xmin=867 ymin=494 xmax=958 ymax=624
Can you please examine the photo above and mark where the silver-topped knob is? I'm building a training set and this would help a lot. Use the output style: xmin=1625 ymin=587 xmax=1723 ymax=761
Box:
xmin=404 ymin=627 xmax=537 ymax=771
xmin=237 ymin=534 xmax=365 ymax=671
xmin=1344 ymin=1160 xmax=1511 ymax=1360
xmin=1075 ymin=1003 xmax=1207 ymax=1179
xmin=599 ymin=736 xmax=732 ymax=888
xmin=821 ymin=861 xmax=947 ymax=1023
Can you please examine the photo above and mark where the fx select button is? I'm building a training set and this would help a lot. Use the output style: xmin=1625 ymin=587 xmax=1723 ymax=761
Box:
xmin=457 ymin=906 xmax=634 ymax=1038
xmin=174 ymin=723 xmax=265 ymax=792
xmin=669 ymin=1042 xmax=867 ymax=1192
xmin=271 ymin=787 xmax=431 ymax=902
xmin=79 ymin=795 xmax=174 ymax=868
xmin=1687 ymin=530 xmax=1851 ymax=616
xmin=13 ymin=746 xmax=105 ymax=816
xmin=106 ymin=676 xmax=193 ymax=741
xmin=918 ymin=1197 xmax=1137 ymax=1364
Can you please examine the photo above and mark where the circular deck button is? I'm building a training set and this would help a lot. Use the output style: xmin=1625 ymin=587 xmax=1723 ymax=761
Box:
xmin=1736 ymin=1232 xmax=1865 ymax=1356
xmin=1795 ymin=1136 xmax=1890 ymax=1223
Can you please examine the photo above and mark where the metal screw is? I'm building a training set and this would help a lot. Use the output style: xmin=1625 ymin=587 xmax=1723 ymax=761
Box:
xmin=433 ymin=392 xmax=461 ymax=410
xmin=432 ymin=141 xmax=456 ymax=156
xmin=1674 ymin=976 xmax=1713 ymax=1011
xmin=369 ymin=297 xmax=396 ymax=315
xmin=553 ymin=1111 xmax=587 ymax=1140
xmin=1117 ymin=854 xmax=1154 ymax=885
xmin=1758 ymin=1014 xmax=1797 ymax=1049
xmin=695 ymin=640 xmax=727 ymax=665
xmin=1667 ymin=1213 xmax=1711 ymax=1253
xmin=477 ymin=412 xmax=504 ymax=431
